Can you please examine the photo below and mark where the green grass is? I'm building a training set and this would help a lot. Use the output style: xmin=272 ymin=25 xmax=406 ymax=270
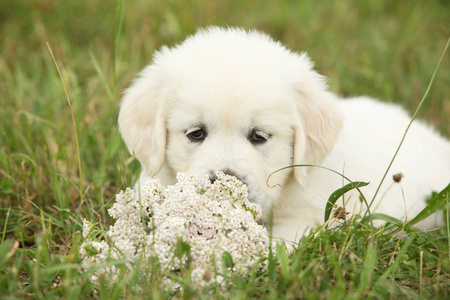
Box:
xmin=1 ymin=0 xmax=449 ymax=298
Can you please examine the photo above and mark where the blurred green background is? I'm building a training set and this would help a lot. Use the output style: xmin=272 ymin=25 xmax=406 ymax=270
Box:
xmin=0 ymin=0 xmax=449 ymax=223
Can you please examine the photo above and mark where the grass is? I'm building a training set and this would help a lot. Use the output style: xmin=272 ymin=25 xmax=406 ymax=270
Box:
xmin=1 ymin=0 xmax=449 ymax=298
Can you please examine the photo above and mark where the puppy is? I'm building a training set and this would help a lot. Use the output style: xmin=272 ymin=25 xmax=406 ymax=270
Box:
xmin=119 ymin=27 xmax=450 ymax=242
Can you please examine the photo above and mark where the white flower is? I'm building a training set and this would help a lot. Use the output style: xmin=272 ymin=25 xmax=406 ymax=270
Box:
xmin=79 ymin=172 xmax=271 ymax=289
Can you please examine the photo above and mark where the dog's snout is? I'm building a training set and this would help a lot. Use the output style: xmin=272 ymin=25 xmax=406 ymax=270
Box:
xmin=208 ymin=171 xmax=216 ymax=183
xmin=208 ymin=169 xmax=240 ymax=183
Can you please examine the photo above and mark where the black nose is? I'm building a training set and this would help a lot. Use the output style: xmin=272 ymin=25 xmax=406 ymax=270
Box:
xmin=208 ymin=169 xmax=238 ymax=183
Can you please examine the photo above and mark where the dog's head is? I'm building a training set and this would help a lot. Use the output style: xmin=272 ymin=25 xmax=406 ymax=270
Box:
xmin=118 ymin=27 xmax=342 ymax=219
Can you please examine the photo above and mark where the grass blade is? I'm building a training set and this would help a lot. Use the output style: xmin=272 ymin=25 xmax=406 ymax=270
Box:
xmin=406 ymin=183 xmax=450 ymax=227
xmin=360 ymin=213 xmax=405 ymax=227
xmin=1 ymin=207 xmax=11 ymax=243
xmin=46 ymin=43 xmax=84 ymax=203
xmin=367 ymin=38 xmax=450 ymax=215
xmin=271 ymin=165 xmax=372 ymax=221
xmin=356 ymin=242 xmax=377 ymax=297
xmin=324 ymin=181 xmax=369 ymax=222
xmin=89 ymin=52 xmax=113 ymax=102
xmin=0 ymin=239 xmax=19 ymax=269
xmin=113 ymin=0 xmax=125 ymax=97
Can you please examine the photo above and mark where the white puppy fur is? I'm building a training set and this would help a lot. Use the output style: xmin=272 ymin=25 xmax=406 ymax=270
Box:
xmin=119 ymin=27 xmax=450 ymax=243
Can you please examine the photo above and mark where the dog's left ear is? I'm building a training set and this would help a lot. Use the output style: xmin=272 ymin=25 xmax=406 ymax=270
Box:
xmin=118 ymin=65 xmax=167 ymax=177
xmin=292 ymin=70 xmax=343 ymax=185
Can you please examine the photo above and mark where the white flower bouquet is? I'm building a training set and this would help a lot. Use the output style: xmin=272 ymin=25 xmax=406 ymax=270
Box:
xmin=79 ymin=172 xmax=271 ymax=289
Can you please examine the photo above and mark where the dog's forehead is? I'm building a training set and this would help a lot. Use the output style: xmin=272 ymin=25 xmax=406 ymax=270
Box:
xmin=159 ymin=29 xmax=308 ymax=131
xmin=166 ymin=81 xmax=296 ymax=132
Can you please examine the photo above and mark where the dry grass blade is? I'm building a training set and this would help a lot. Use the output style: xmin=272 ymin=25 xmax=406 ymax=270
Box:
xmin=46 ymin=43 xmax=84 ymax=203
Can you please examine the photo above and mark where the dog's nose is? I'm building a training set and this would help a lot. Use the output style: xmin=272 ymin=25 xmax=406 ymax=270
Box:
xmin=208 ymin=169 xmax=238 ymax=183
xmin=208 ymin=172 xmax=216 ymax=183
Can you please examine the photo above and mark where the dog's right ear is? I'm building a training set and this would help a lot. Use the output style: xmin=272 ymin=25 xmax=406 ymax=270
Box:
xmin=118 ymin=66 xmax=167 ymax=177
xmin=291 ymin=59 xmax=343 ymax=185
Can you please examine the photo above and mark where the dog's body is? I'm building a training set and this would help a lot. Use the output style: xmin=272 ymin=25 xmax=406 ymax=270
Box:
xmin=119 ymin=27 xmax=450 ymax=243
xmin=272 ymin=97 xmax=450 ymax=241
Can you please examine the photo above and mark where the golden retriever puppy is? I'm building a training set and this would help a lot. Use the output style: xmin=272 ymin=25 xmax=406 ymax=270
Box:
xmin=119 ymin=27 xmax=450 ymax=242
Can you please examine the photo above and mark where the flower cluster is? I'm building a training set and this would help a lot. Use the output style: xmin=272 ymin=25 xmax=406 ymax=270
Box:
xmin=79 ymin=172 xmax=271 ymax=289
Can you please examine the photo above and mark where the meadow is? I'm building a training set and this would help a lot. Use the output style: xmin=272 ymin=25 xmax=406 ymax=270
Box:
xmin=0 ymin=0 xmax=449 ymax=298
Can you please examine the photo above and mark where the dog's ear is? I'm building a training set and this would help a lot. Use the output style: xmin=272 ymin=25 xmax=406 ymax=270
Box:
xmin=292 ymin=72 xmax=343 ymax=185
xmin=118 ymin=66 xmax=167 ymax=177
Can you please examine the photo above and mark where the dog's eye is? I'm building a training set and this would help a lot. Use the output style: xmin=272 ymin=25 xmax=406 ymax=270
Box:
xmin=185 ymin=126 xmax=207 ymax=142
xmin=249 ymin=129 xmax=270 ymax=145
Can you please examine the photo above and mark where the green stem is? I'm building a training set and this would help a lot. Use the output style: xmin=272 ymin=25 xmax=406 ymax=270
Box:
xmin=366 ymin=38 xmax=450 ymax=217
